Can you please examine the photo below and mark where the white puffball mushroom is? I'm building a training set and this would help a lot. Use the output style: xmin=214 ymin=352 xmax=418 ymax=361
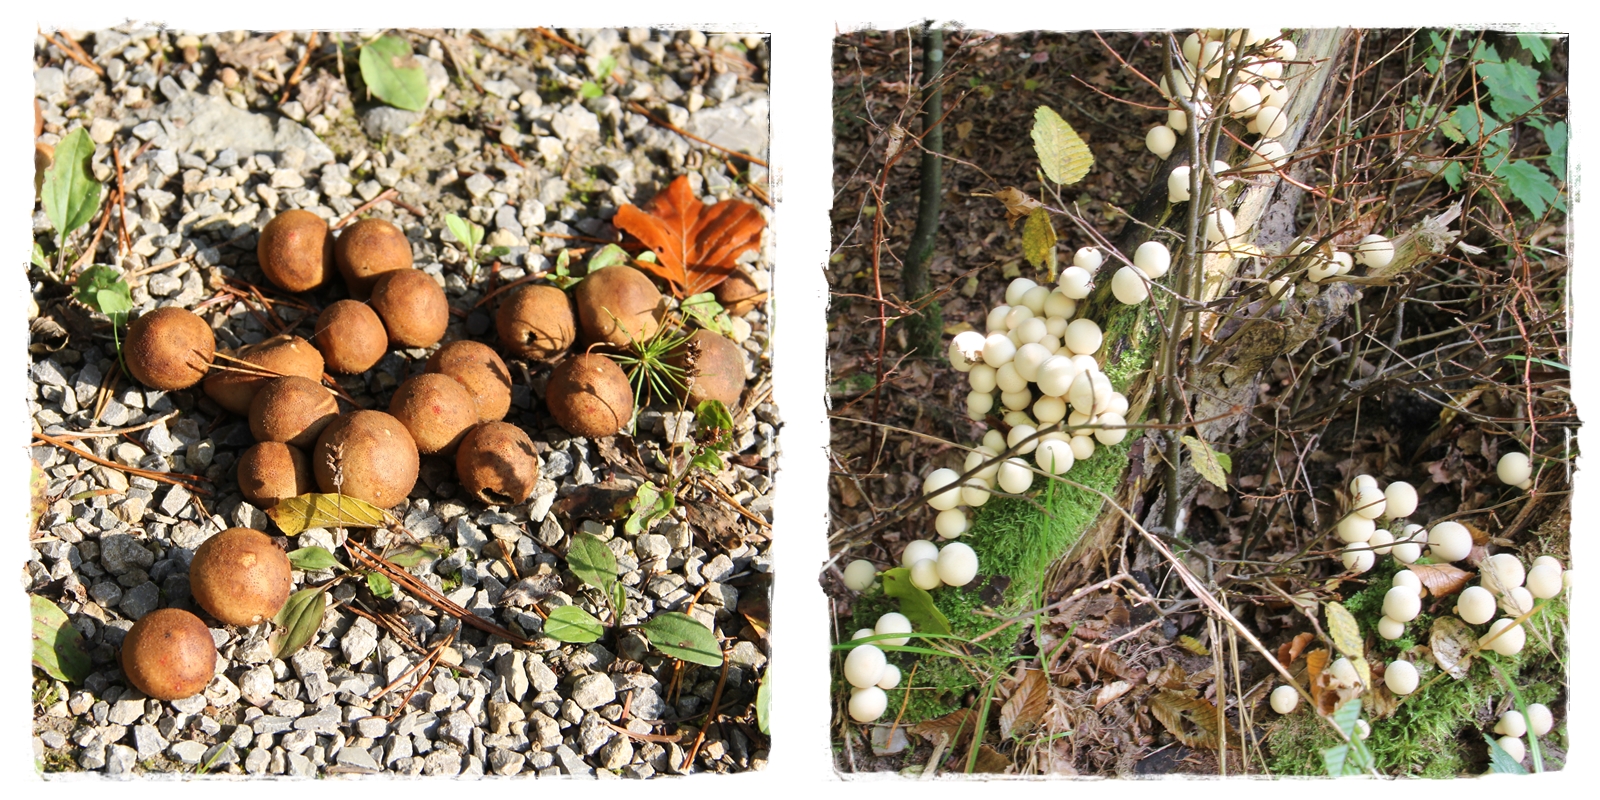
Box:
xmin=1073 ymin=247 xmax=1104 ymax=271
xmin=1526 ymin=703 xmax=1554 ymax=737
xmin=877 ymin=664 xmax=902 ymax=691
xmin=1255 ymin=104 xmax=1289 ymax=138
xmin=852 ymin=628 xmax=874 ymax=641
xmin=923 ymin=468 xmax=963 ymax=512
xmin=1014 ymin=317 xmax=1048 ymax=346
xmin=1503 ymin=586 xmax=1534 ymax=616
xmin=1035 ymin=438 xmax=1076 ymax=475
xmin=1244 ymin=140 xmax=1289 ymax=173
xmin=1005 ymin=277 xmax=1038 ymax=306
xmin=1067 ymin=371 xmax=1095 ymax=415
xmin=1392 ymin=569 xmax=1423 ymax=597
xmin=1355 ymin=234 xmax=1394 ymax=269
xmin=1069 ymin=435 xmax=1097 ymax=461
xmin=1181 ymin=32 xmax=1203 ymax=64
xmin=1168 ymin=165 xmax=1192 ymax=203
xmin=1498 ymin=452 xmax=1532 ymax=486
xmin=1427 ymin=521 xmax=1474 ymax=562
xmin=1036 ymin=356 xmax=1078 ymax=398
xmin=1063 ymin=319 xmax=1104 ymax=356
xmin=1229 ymin=83 xmax=1263 ymax=117
xmin=1212 ymin=160 xmax=1235 ymax=190
xmin=1105 ymin=392 xmax=1130 ymax=417
xmin=1532 ymin=555 xmax=1562 ymax=571
xmin=1527 ymin=562 xmax=1563 ymax=599
xmin=1204 ymin=207 xmax=1236 ymax=245
xmin=1493 ymin=710 xmax=1527 ymax=738
xmin=1001 ymin=390 xmax=1033 ymax=411
xmin=910 ymin=558 xmax=943 ymax=591
xmin=1497 ymin=735 xmax=1526 ymax=764
xmin=1268 ymin=276 xmax=1294 ymax=301
xmin=966 ymin=390 xmax=995 ymax=419
xmin=951 ymin=329 xmax=987 ymax=366
xmin=1355 ymin=719 xmax=1372 ymax=740
xmin=1095 ymin=412 xmax=1129 ymax=446
xmin=1134 ymin=241 xmax=1172 ymax=279
xmin=1007 ymin=424 xmax=1040 ymax=456
xmin=1391 ymin=538 xmax=1423 ymax=564
xmin=1385 ymin=660 xmax=1419 ymax=695
xmin=982 ymin=333 xmax=1017 ymax=368
xmin=1021 ymin=285 xmax=1051 ymax=315
xmin=1482 ymin=618 xmax=1526 ymax=656
xmin=1377 ymin=615 xmax=1406 ymax=640
xmin=1004 ymin=305 xmax=1035 ymax=330
xmin=1013 ymin=343 xmax=1052 ymax=382
xmin=1369 ymin=528 xmax=1396 ymax=556
xmin=997 ymin=458 xmax=1034 ymax=495
xmin=1383 ymin=586 xmax=1422 ymax=623
xmin=902 ymin=539 xmax=940 ymax=569
xmin=1033 ymin=395 xmax=1067 ymax=425
xmin=1111 ymin=266 xmax=1150 ymax=304
xmin=843 ymin=560 xmax=878 ymax=592
xmin=843 ymin=644 xmax=887 ymax=689
xmin=1146 ymin=125 xmax=1177 ymax=159
xmin=982 ymin=430 xmax=1006 ymax=452
xmin=1350 ymin=473 xmax=1378 ymax=494
xmin=1058 ymin=266 xmax=1095 ymax=300
xmin=1261 ymin=78 xmax=1289 ymax=109
xmin=1328 ymin=657 xmax=1359 ymax=685
xmin=1341 ymin=542 xmax=1376 ymax=574
xmin=961 ymin=479 xmax=991 ymax=508
xmin=996 ymin=362 xmax=1027 ymax=393
xmin=1483 ymin=553 xmax=1527 ymax=594
xmin=1337 ymin=514 xmax=1375 ymax=544
xmin=1331 ymin=251 xmax=1354 ymax=275
xmin=969 ymin=363 xmax=997 ymax=393
xmin=1457 ymin=586 xmax=1497 ymax=625
xmin=1269 ymin=37 xmax=1297 ymax=63
xmin=874 ymin=612 xmax=913 ymax=647
xmin=1044 ymin=290 xmax=1078 ymax=320
xmin=1384 ymin=481 xmax=1418 ymax=518
xmin=937 ymin=542 xmax=979 ymax=587
xmin=986 ymin=305 xmax=1011 ymax=333
xmin=1352 ymin=483 xmax=1387 ymax=519
xmin=935 ymin=508 xmax=969 ymax=540
xmin=849 ymin=686 xmax=888 ymax=722
xmin=1167 ymin=107 xmax=1188 ymax=134
xmin=1270 ymin=685 xmax=1299 ymax=714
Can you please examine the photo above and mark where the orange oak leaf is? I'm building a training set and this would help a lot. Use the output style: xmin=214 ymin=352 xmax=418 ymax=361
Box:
xmin=611 ymin=175 xmax=765 ymax=298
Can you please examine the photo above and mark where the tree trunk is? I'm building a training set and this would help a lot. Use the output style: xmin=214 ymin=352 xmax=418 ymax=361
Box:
xmin=902 ymin=26 xmax=945 ymax=361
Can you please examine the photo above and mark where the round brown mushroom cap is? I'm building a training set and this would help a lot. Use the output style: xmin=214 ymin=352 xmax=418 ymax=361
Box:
xmin=334 ymin=217 xmax=413 ymax=299
xmin=249 ymin=375 xmax=339 ymax=449
xmin=123 ymin=307 xmax=216 ymax=390
xmin=425 ymin=340 xmax=512 ymax=422
xmin=573 ymin=265 xmax=664 ymax=347
xmin=120 ymin=608 xmax=218 ymax=701
xmin=202 ymin=334 xmax=325 ymax=416
xmin=495 ymin=284 xmax=576 ymax=362
xmin=314 ymin=300 xmax=388 ymax=374
xmin=257 ymin=209 xmax=335 ymax=292
xmin=237 ymin=442 xmax=315 ymax=508
xmin=370 ymin=270 xmax=449 ymax=349
xmin=312 ymin=410 xmax=420 ymax=509
xmin=546 ymin=353 xmax=635 ymax=439
xmin=456 ymin=422 xmax=542 ymax=505
xmin=713 ymin=268 xmax=765 ymax=317
xmin=388 ymin=373 xmax=479 ymax=456
xmin=666 ymin=329 xmax=747 ymax=409
xmin=189 ymin=528 xmax=293 ymax=626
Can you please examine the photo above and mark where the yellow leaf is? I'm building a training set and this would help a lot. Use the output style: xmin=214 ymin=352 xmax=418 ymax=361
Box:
xmin=1022 ymin=206 xmax=1058 ymax=275
xmin=1177 ymin=635 xmax=1210 ymax=656
xmin=1325 ymin=602 xmax=1364 ymax=661
xmin=1182 ymin=435 xmax=1230 ymax=490
xmin=1031 ymin=106 xmax=1094 ymax=186
xmin=268 ymin=493 xmax=392 ymax=536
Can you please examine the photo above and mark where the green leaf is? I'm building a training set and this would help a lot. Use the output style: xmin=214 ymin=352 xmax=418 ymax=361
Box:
xmin=366 ymin=572 xmax=394 ymax=599
xmin=640 ymin=611 xmax=723 ymax=667
xmin=689 ymin=450 xmax=725 ymax=473
xmin=549 ymin=248 xmax=581 ymax=289
xmin=74 ymin=266 xmax=130 ymax=322
xmin=567 ymin=532 xmax=619 ymax=593
xmin=1320 ymin=700 xmax=1374 ymax=775
xmin=1486 ymin=734 xmax=1530 ymax=774
xmin=755 ymin=668 xmax=772 ymax=735
xmin=1475 ymin=44 xmax=1541 ymax=119
xmin=30 ymin=595 xmax=91 ymax=683
xmin=593 ymin=55 xmax=617 ymax=81
xmin=1534 ymin=120 xmax=1567 ymax=177
xmin=359 ymin=34 xmax=431 ymax=112
xmin=545 ymin=604 xmax=605 ymax=643
xmin=1500 ymin=159 xmax=1560 ymax=218
xmin=386 ymin=541 xmax=446 ymax=568
xmin=268 ymin=493 xmax=392 ymax=535
xmin=444 ymin=213 xmax=483 ymax=254
xmin=680 ymin=292 xmax=733 ymax=336
xmin=882 ymin=567 xmax=953 ymax=635
xmin=41 ymin=127 xmax=102 ymax=241
xmin=1181 ymin=435 xmax=1229 ymax=490
xmin=1441 ymin=162 xmax=1464 ymax=191
xmin=624 ymin=482 xmax=674 ymax=536
xmin=31 ymin=242 xmax=48 ymax=270
xmin=1030 ymin=106 xmax=1094 ymax=186
xmin=1516 ymin=34 xmax=1552 ymax=63
xmin=1023 ymin=78 xmax=1039 ymax=92
xmin=579 ymin=82 xmax=603 ymax=99
xmin=1021 ymin=206 xmax=1057 ymax=272
xmin=695 ymin=399 xmax=736 ymax=451
xmin=588 ymin=243 xmax=631 ymax=270
xmin=271 ymin=587 xmax=327 ymax=659
xmin=287 ymin=546 xmax=342 ymax=572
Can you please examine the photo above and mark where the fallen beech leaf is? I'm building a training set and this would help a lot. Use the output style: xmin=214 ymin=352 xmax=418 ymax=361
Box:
xmin=1408 ymin=563 xmax=1472 ymax=597
xmin=910 ymin=708 xmax=980 ymax=747
xmin=999 ymin=669 xmax=1049 ymax=739
xmin=1430 ymin=615 xmax=1475 ymax=679
xmin=1094 ymin=680 xmax=1132 ymax=710
xmin=612 ymin=175 xmax=765 ymax=297
xmin=1149 ymin=690 xmax=1222 ymax=750
xmin=1280 ymin=631 xmax=1314 ymax=666
xmin=970 ymin=744 xmax=1012 ymax=773
xmin=989 ymin=186 xmax=1042 ymax=226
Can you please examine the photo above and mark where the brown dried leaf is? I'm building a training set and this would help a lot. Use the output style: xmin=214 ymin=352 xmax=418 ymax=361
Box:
xmin=970 ymin=744 xmax=1012 ymax=774
xmin=1305 ymin=648 xmax=1330 ymax=685
xmin=1430 ymin=615 xmax=1475 ymax=679
xmin=1280 ymin=632 xmax=1314 ymax=666
xmin=1148 ymin=690 xmax=1222 ymax=750
xmin=1095 ymin=680 xmax=1133 ymax=710
xmin=612 ymin=175 xmax=765 ymax=298
xmin=999 ymin=669 xmax=1049 ymax=739
xmin=1087 ymin=646 xmax=1142 ymax=682
xmin=685 ymin=496 xmax=745 ymax=550
xmin=910 ymin=708 xmax=980 ymax=747
xmin=1407 ymin=563 xmax=1472 ymax=598
xmin=991 ymin=186 xmax=1042 ymax=226
xmin=215 ymin=36 xmax=289 ymax=71
xmin=554 ymin=481 xmax=637 ymax=521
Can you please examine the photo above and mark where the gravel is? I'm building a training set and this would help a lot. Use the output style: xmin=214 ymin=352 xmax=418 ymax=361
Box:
xmin=31 ymin=25 xmax=773 ymax=778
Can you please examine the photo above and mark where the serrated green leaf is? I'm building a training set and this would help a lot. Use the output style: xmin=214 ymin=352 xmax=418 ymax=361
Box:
xmin=1030 ymin=106 xmax=1094 ymax=186
xmin=41 ymin=127 xmax=102 ymax=241
xmin=589 ymin=243 xmax=631 ymax=270
xmin=756 ymin=668 xmax=772 ymax=734
xmin=271 ymin=587 xmax=327 ymax=659
xmin=287 ymin=546 xmax=341 ymax=572
xmin=366 ymin=572 xmax=394 ymax=599
xmin=1516 ymin=34 xmax=1552 ymax=64
xmin=567 ymin=532 xmax=619 ymax=593
xmin=1486 ymin=733 xmax=1530 ymax=774
xmin=1441 ymin=162 xmax=1464 ymax=191
xmin=1321 ymin=743 xmax=1352 ymax=776
xmin=1325 ymin=602 xmax=1364 ymax=661
xmin=882 ymin=567 xmax=953 ymax=635
xmin=268 ymin=493 xmax=392 ymax=535
xmin=1475 ymin=44 xmax=1541 ymax=119
xmin=545 ymin=604 xmax=605 ymax=643
xmin=31 ymin=595 xmax=91 ymax=683
xmin=640 ymin=611 xmax=723 ymax=667
xmin=1021 ymin=206 xmax=1057 ymax=272
xmin=359 ymin=34 xmax=431 ymax=112
xmin=1499 ymin=159 xmax=1560 ymax=218
xmin=1181 ymin=435 xmax=1229 ymax=490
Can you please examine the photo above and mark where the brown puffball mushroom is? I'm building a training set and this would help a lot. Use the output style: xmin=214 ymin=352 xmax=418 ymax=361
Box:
xmin=456 ymin=422 xmax=542 ymax=505
xmin=237 ymin=442 xmax=315 ymax=508
xmin=123 ymin=307 xmax=216 ymax=390
xmin=334 ymin=217 xmax=413 ymax=299
xmin=546 ymin=353 xmax=635 ymax=438
xmin=257 ymin=209 xmax=335 ymax=292
xmin=370 ymin=270 xmax=449 ymax=348
xmin=574 ymin=265 xmax=664 ymax=347
xmin=666 ymin=329 xmax=747 ymax=409
xmin=120 ymin=608 xmax=218 ymax=701
xmin=714 ymin=269 xmax=766 ymax=316
xmin=314 ymin=300 xmax=388 ymax=374
xmin=495 ymin=284 xmax=576 ymax=362
xmin=388 ymin=373 xmax=478 ymax=456
xmin=249 ymin=376 xmax=339 ymax=449
xmin=313 ymin=410 xmax=420 ymax=508
xmin=425 ymin=340 xmax=512 ymax=422
xmin=188 ymin=528 xmax=293 ymax=626
xmin=202 ymin=335 xmax=325 ymax=416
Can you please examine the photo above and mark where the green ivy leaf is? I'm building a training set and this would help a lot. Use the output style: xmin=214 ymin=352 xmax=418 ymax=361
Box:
xmin=366 ymin=572 xmax=395 ymax=599
xmin=30 ymin=595 xmax=91 ymax=683
xmin=882 ymin=567 xmax=953 ymax=635
xmin=1030 ymin=106 xmax=1094 ymax=186
xmin=545 ymin=604 xmax=605 ymax=643
xmin=359 ymin=34 xmax=431 ymax=112
xmin=41 ymin=127 xmax=102 ymax=242
xmin=567 ymin=532 xmax=619 ymax=593
xmin=287 ymin=546 xmax=342 ymax=572
xmin=271 ymin=587 xmax=327 ymax=659
xmin=640 ymin=611 xmax=723 ymax=667
xmin=1181 ymin=435 xmax=1229 ymax=490
xmin=1500 ymin=159 xmax=1560 ymax=218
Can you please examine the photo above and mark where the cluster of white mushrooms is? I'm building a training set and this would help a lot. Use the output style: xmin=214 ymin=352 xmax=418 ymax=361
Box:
xmin=1490 ymin=701 xmax=1558 ymax=763
xmin=1331 ymin=473 xmax=1420 ymax=575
